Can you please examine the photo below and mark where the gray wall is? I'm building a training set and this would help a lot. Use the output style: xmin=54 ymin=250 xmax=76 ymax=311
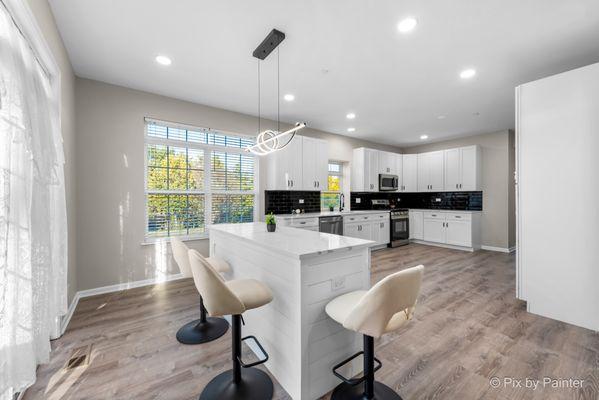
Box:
xmin=26 ymin=0 xmax=78 ymax=303
xmin=75 ymin=77 xmax=400 ymax=291
xmin=403 ymin=130 xmax=515 ymax=249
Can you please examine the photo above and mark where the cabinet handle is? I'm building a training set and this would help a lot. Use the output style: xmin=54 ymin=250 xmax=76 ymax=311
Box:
xmin=460 ymin=183 xmax=462 ymax=189
xmin=380 ymin=223 xmax=384 ymax=228
xmin=455 ymin=216 xmax=461 ymax=219
xmin=318 ymin=181 xmax=320 ymax=188
xmin=456 ymin=184 xmax=458 ymax=189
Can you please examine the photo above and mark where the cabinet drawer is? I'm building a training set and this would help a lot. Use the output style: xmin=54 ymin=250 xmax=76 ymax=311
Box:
xmin=289 ymin=218 xmax=319 ymax=228
xmin=423 ymin=211 xmax=445 ymax=220
xmin=372 ymin=213 xmax=389 ymax=220
xmin=445 ymin=212 xmax=471 ymax=221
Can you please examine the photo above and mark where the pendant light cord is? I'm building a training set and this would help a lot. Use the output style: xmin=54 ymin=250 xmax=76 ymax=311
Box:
xmin=258 ymin=61 xmax=261 ymax=134
xmin=277 ymin=47 xmax=280 ymax=133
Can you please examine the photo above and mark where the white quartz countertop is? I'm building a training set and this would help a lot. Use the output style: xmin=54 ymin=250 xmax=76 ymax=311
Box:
xmin=209 ymin=222 xmax=374 ymax=259
xmin=275 ymin=210 xmax=390 ymax=219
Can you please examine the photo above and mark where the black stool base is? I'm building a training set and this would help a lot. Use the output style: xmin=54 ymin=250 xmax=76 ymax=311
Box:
xmin=331 ymin=381 xmax=403 ymax=400
xmin=199 ymin=368 xmax=273 ymax=400
xmin=176 ymin=317 xmax=229 ymax=345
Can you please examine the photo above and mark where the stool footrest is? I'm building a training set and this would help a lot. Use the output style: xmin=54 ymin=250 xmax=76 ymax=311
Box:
xmin=237 ymin=335 xmax=269 ymax=368
xmin=332 ymin=351 xmax=382 ymax=386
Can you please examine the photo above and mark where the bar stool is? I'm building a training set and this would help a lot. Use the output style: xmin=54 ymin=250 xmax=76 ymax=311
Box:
xmin=188 ymin=249 xmax=274 ymax=400
xmin=171 ymin=237 xmax=230 ymax=344
xmin=325 ymin=265 xmax=424 ymax=400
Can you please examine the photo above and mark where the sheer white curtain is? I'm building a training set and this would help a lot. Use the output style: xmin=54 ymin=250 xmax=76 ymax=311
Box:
xmin=0 ymin=2 xmax=68 ymax=399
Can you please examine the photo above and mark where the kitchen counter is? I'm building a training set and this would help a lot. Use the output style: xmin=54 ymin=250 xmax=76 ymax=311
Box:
xmin=275 ymin=210 xmax=390 ymax=219
xmin=209 ymin=222 xmax=372 ymax=399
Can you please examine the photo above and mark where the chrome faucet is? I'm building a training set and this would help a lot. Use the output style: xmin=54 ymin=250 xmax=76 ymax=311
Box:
xmin=339 ymin=193 xmax=345 ymax=212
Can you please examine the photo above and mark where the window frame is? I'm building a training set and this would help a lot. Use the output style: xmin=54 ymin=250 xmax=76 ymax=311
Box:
xmin=321 ymin=161 xmax=344 ymax=210
xmin=143 ymin=118 xmax=259 ymax=241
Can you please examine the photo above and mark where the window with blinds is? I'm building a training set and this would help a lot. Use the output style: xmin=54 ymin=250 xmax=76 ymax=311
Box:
xmin=145 ymin=119 xmax=257 ymax=239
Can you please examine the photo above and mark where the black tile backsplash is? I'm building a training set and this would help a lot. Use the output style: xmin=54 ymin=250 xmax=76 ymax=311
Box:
xmin=350 ymin=191 xmax=483 ymax=211
xmin=265 ymin=191 xmax=321 ymax=215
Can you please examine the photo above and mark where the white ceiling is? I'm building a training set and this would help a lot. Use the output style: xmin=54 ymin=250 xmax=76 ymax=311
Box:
xmin=49 ymin=0 xmax=599 ymax=146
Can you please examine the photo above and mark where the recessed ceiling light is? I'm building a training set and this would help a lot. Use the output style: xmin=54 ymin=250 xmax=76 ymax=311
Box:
xmin=437 ymin=115 xmax=446 ymax=120
xmin=420 ymin=134 xmax=429 ymax=140
xmin=397 ymin=17 xmax=418 ymax=33
xmin=284 ymin=94 xmax=295 ymax=101
xmin=155 ymin=55 xmax=172 ymax=66
xmin=347 ymin=127 xmax=356 ymax=132
xmin=460 ymin=68 xmax=476 ymax=79
xmin=346 ymin=113 xmax=356 ymax=119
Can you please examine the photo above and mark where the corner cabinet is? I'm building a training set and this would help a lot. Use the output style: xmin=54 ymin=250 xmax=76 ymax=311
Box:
xmin=444 ymin=145 xmax=481 ymax=191
xmin=266 ymin=135 xmax=328 ymax=191
xmin=351 ymin=148 xmax=379 ymax=192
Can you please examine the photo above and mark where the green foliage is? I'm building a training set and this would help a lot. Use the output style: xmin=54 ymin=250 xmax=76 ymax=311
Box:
xmin=265 ymin=212 xmax=276 ymax=225
xmin=321 ymin=192 xmax=340 ymax=210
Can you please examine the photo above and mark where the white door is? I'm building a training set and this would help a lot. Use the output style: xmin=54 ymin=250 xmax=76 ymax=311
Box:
xmin=367 ymin=149 xmax=379 ymax=192
xmin=428 ymin=151 xmax=445 ymax=191
xmin=417 ymin=153 xmax=429 ymax=192
xmin=402 ymin=154 xmax=418 ymax=192
xmin=359 ymin=222 xmax=372 ymax=241
xmin=423 ymin=219 xmax=445 ymax=243
xmin=301 ymin=137 xmax=317 ymax=190
xmin=444 ymin=148 xmax=461 ymax=191
xmin=343 ymin=223 xmax=361 ymax=239
xmin=377 ymin=220 xmax=390 ymax=245
xmin=460 ymin=146 xmax=477 ymax=191
xmin=409 ymin=211 xmax=423 ymax=239
xmin=315 ymin=139 xmax=329 ymax=191
xmin=445 ymin=220 xmax=471 ymax=247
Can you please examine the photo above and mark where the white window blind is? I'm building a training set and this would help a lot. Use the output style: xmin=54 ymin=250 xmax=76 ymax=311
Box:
xmin=144 ymin=118 xmax=257 ymax=238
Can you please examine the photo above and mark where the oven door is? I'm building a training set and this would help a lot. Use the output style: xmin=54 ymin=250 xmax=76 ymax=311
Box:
xmin=391 ymin=217 xmax=409 ymax=244
xmin=379 ymin=174 xmax=398 ymax=191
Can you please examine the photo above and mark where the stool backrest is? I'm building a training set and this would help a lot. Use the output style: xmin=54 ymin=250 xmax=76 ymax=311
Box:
xmin=171 ymin=237 xmax=192 ymax=278
xmin=188 ymin=249 xmax=245 ymax=316
xmin=344 ymin=265 xmax=423 ymax=338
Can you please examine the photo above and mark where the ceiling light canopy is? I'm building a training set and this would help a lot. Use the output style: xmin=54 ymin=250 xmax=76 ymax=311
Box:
xmin=284 ymin=94 xmax=295 ymax=101
xmin=347 ymin=127 xmax=356 ymax=132
xmin=420 ymin=134 xmax=429 ymax=140
xmin=397 ymin=17 xmax=418 ymax=33
xmin=346 ymin=113 xmax=356 ymax=119
xmin=460 ymin=68 xmax=476 ymax=79
xmin=155 ymin=55 xmax=172 ymax=66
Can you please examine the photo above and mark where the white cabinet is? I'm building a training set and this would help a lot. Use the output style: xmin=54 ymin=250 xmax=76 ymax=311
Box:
xmin=401 ymin=154 xmax=418 ymax=192
xmin=444 ymin=145 xmax=481 ymax=191
xmin=409 ymin=210 xmax=423 ymax=239
xmin=423 ymin=219 xmax=445 ymax=243
xmin=302 ymin=136 xmax=329 ymax=190
xmin=378 ymin=151 xmax=397 ymax=175
xmin=343 ymin=213 xmax=390 ymax=246
xmin=445 ymin=220 xmax=471 ymax=247
xmin=266 ymin=135 xmax=328 ymax=191
xmin=417 ymin=151 xmax=444 ymax=191
xmin=351 ymin=148 xmax=379 ymax=192
xmin=344 ymin=221 xmax=371 ymax=241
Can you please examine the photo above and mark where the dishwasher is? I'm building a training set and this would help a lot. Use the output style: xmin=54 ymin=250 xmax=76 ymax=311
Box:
xmin=319 ymin=216 xmax=344 ymax=235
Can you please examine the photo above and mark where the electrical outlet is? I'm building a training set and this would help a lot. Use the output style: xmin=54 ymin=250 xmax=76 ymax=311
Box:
xmin=332 ymin=276 xmax=346 ymax=290
xmin=435 ymin=198 xmax=442 ymax=202
xmin=299 ymin=199 xmax=304 ymax=204
xmin=356 ymin=198 xmax=361 ymax=204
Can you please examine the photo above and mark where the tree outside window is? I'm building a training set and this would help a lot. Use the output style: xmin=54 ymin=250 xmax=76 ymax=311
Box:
xmin=322 ymin=161 xmax=343 ymax=210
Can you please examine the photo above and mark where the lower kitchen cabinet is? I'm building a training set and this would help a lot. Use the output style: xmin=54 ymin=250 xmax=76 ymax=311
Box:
xmin=343 ymin=213 xmax=390 ymax=247
xmin=410 ymin=209 xmax=480 ymax=251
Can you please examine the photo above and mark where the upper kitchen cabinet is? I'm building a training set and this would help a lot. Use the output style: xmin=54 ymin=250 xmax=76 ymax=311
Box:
xmin=351 ymin=147 xmax=379 ymax=192
xmin=378 ymin=151 xmax=398 ymax=175
xmin=444 ymin=145 xmax=481 ymax=191
xmin=301 ymin=136 xmax=329 ymax=190
xmin=401 ymin=154 xmax=418 ymax=192
xmin=266 ymin=135 xmax=328 ymax=191
xmin=417 ymin=151 xmax=444 ymax=191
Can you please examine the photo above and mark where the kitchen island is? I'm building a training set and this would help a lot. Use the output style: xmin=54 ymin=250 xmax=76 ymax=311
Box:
xmin=209 ymin=222 xmax=374 ymax=400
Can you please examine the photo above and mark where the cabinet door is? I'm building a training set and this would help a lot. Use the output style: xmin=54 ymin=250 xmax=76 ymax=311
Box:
xmin=395 ymin=154 xmax=403 ymax=189
xmin=445 ymin=220 xmax=471 ymax=247
xmin=409 ymin=211 xmax=423 ymax=239
xmin=286 ymin=136 xmax=303 ymax=189
xmin=444 ymin=148 xmax=461 ymax=191
xmin=428 ymin=151 xmax=445 ymax=191
xmin=377 ymin=220 xmax=390 ymax=245
xmin=417 ymin=153 xmax=429 ymax=192
xmin=460 ymin=146 xmax=478 ymax=191
xmin=378 ymin=151 xmax=397 ymax=175
xmin=315 ymin=139 xmax=329 ymax=191
xmin=343 ymin=223 xmax=361 ymax=239
xmin=366 ymin=149 xmax=379 ymax=192
xmin=423 ymin=219 xmax=445 ymax=243
xmin=359 ymin=223 xmax=372 ymax=241
xmin=402 ymin=154 xmax=418 ymax=192
xmin=301 ymin=137 xmax=317 ymax=190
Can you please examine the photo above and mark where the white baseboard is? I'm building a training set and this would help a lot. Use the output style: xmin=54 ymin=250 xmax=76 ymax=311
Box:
xmin=481 ymin=245 xmax=515 ymax=253
xmin=60 ymin=273 xmax=184 ymax=335
xmin=410 ymin=239 xmax=474 ymax=252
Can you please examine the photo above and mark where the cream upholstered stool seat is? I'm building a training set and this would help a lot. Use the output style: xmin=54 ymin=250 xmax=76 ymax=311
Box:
xmin=171 ymin=237 xmax=231 ymax=344
xmin=189 ymin=249 xmax=274 ymax=400
xmin=325 ymin=265 xmax=424 ymax=400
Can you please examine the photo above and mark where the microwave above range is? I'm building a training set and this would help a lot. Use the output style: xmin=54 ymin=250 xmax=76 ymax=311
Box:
xmin=379 ymin=174 xmax=398 ymax=191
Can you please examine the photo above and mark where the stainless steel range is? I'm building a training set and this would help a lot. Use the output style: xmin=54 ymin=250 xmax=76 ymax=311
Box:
xmin=390 ymin=209 xmax=410 ymax=247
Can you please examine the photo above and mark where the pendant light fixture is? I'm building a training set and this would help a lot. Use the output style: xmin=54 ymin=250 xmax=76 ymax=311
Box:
xmin=245 ymin=29 xmax=306 ymax=156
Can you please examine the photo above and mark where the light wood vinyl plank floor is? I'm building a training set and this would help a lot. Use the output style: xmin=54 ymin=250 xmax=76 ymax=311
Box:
xmin=23 ymin=244 xmax=598 ymax=399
